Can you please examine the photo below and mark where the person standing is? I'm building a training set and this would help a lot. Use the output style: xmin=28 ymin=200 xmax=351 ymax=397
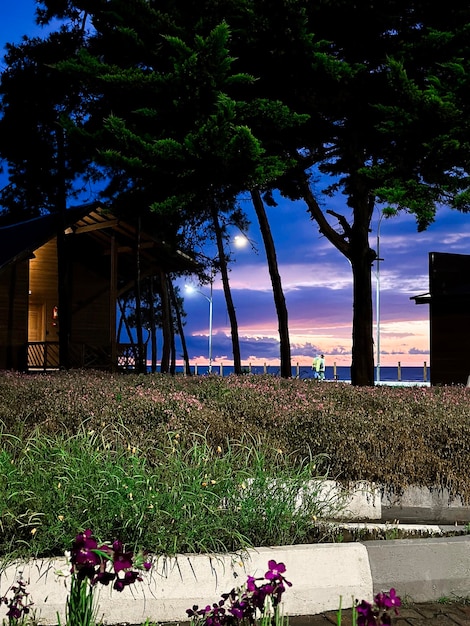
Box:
xmin=312 ymin=355 xmax=320 ymax=379
xmin=312 ymin=354 xmax=325 ymax=380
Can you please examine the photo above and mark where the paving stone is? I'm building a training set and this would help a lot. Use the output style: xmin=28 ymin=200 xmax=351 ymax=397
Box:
xmin=294 ymin=616 xmax=340 ymax=626
xmin=407 ymin=617 xmax=464 ymax=625
xmin=288 ymin=604 xmax=470 ymax=625
xmin=322 ymin=609 xmax=355 ymax=625
xmin=395 ymin=607 xmax=428 ymax=619
xmin=436 ymin=604 xmax=470 ymax=626
xmin=411 ymin=603 xmax=459 ymax=618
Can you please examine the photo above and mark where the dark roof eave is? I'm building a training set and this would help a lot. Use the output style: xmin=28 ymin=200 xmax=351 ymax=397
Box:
xmin=410 ymin=292 xmax=431 ymax=305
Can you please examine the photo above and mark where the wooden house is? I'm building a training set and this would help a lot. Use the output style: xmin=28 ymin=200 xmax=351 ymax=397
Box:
xmin=0 ymin=203 xmax=196 ymax=371
xmin=412 ymin=251 xmax=470 ymax=385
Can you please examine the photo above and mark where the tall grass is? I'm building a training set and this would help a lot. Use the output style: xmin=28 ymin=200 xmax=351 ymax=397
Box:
xmin=1 ymin=370 xmax=470 ymax=561
xmin=0 ymin=426 xmax=338 ymax=561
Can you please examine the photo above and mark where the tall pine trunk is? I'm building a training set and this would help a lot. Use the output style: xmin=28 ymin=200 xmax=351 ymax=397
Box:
xmin=159 ymin=269 xmax=172 ymax=373
xmin=211 ymin=204 xmax=242 ymax=374
xmin=299 ymin=177 xmax=375 ymax=386
xmin=149 ymin=276 xmax=157 ymax=373
xmin=169 ymin=278 xmax=192 ymax=376
xmin=251 ymin=189 xmax=291 ymax=378
xmin=350 ymin=220 xmax=375 ymax=386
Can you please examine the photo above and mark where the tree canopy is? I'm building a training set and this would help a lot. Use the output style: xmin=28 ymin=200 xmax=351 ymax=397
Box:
xmin=2 ymin=0 xmax=470 ymax=383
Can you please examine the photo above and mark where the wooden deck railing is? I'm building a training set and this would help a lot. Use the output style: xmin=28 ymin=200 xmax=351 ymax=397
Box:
xmin=27 ymin=342 xmax=137 ymax=371
xmin=27 ymin=342 xmax=60 ymax=369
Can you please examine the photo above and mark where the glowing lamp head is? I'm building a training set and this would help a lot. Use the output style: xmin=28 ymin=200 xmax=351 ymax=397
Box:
xmin=234 ymin=235 xmax=249 ymax=249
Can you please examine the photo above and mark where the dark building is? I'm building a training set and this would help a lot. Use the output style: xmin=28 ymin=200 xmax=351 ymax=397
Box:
xmin=412 ymin=251 xmax=470 ymax=386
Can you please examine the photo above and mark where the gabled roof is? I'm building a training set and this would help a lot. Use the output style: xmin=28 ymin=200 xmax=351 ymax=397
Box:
xmin=0 ymin=202 xmax=198 ymax=275
xmin=0 ymin=203 xmax=95 ymax=271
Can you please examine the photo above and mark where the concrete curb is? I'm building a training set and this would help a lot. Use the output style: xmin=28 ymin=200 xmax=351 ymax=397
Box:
xmin=365 ymin=535 xmax=470 ymax=601
xmin=322 ymin=480 xmax=470 ymax=524
xmin=2 ymin=536 xmax=470 ymax=625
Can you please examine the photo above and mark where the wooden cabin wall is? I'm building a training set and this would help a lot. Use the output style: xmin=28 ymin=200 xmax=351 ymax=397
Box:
xmin=30 ymin=235 xmax=112 ymax=348
xmin=29 ymin=239 xmax=60 ymax=343
xmin=0 ymin=260 xmax=29 ymax=370
xmin=70 ymin=250 xmax=110 ymax=347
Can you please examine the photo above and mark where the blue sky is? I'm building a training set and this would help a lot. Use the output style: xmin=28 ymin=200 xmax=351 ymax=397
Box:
xmin=2 ymin=1 xmax=470 ymax=368
xmin=180 ymin=195 xmax=470 ymax=368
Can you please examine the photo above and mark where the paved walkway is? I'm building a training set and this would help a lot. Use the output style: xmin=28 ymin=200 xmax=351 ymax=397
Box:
xmin=293 ymin=603 xmax=470 ymax=625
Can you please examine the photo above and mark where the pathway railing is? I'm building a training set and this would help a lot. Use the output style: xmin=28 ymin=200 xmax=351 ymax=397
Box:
xmin=190 ymin=361 xmax=430 ymax=383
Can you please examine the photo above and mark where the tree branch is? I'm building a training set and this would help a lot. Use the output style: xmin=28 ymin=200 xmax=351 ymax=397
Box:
xmin=326 ymin=208 xmax=353 ymax=238
xmin=299 ymin=178 xmax=351 ymax=258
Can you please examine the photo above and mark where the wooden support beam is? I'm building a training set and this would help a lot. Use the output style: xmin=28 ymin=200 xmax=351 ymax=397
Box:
xmin=102 ymin=241 xmax=156 ymax=255
xmin=110 ymin=233 xmax=118 ymax=371
xmin=73 ymin=219 xmax=119 ymax=234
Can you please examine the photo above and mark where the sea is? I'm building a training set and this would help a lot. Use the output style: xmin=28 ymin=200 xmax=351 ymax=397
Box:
xmin=151 ymin=364 xmax=430 ymax=385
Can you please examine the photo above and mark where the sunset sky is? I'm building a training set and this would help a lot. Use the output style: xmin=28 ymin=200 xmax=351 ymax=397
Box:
xmin=177 ymin=195 xmax=470 ymax=368
xmin=3 ymin=1 xmax=470 ymax=369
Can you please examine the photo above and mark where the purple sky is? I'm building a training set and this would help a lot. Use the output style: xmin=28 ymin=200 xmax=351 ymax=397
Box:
xmin=2 ymin=1 xmax=470 ymax=368
xmin=177 ymin=195 xmax=470 ymax=368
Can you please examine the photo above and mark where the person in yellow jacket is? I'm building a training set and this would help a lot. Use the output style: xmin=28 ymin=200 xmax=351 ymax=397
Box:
xmin=312 ymin=354 xmax=325 ymax=380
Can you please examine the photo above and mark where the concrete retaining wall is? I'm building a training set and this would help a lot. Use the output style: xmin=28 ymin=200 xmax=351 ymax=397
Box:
xmin=320 ymin=481 xmax=470 ymax=524
xmin=2 ymin=537 xmax=469 ymax=625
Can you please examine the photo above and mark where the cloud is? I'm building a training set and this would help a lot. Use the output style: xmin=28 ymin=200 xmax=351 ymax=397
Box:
xmin=175 ymin=187 xmax=470 ymax=368
xmin=227 ymin=261 xmax=353 ymax=292
xmin=409 ymin=347 xmax=429 ymax=355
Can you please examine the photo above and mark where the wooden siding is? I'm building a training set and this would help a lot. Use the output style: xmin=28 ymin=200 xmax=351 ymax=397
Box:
xmin=28 ymin=235 xmax=112 ymax=349
xmin=0 ymin=261 xmax=29 ymax=370
xmin=29 ymin=239 xmax=60 ymax=342
xmin=70 ymin=234 xmax=111 ymax=347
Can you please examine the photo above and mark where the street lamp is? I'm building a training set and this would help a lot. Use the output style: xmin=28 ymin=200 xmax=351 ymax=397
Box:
xmin=233 ymin=235 xmax=249 ymax=249
xmin=185 ymin=282 xmax=213 ymax=373
xmin=233 ymin=233 xmax=258 ymax=252
xmin=375 ymin=211 xmax=385 ymax=384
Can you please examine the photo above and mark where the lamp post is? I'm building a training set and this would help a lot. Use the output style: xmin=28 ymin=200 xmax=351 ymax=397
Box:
xmin=375 ymin=211 xmax=385 ymax=384
xmin=185 ymin=281 xmax=213 ymax=373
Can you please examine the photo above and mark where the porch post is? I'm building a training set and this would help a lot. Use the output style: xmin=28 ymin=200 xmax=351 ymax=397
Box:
xmin=110 ymin=233 xmax=118 ymax=371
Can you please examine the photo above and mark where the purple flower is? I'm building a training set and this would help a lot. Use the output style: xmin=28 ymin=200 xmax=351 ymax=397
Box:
xmin=193 ymin=603 xmax=227 ymax=626
xmin=111 ymin=542 xmax=134 ymax=573
xmin=6 ymin=607 xmax=22 ymax=620
xmin=265 ymin=559 xmax=292 ymax=591
xmin=186 ymin=605 xmax=200 ymax=618
xmin=356 ymin=600 xmax=377 ymax=626
xmin=68 ymin=530 xmax=151 ymax=592
xmin=1 ymin=575 xmax=34 ymax=622
xmin=112 ymin=569 xmax=142 ymax=591
xmin=70 ymin=529 xmax=100 ymax=580
xmin=92 ymin=571 xmax=116 ymax=586
xmin=356 ymin=589 xmax=401 ymax=625
xmin=229 ymin=605 xmax=244 ymax=620
xmin=246 ymin=575 xmax=257 ymax=592
xmin=379 ymin=588 xmax=401 ymax=612
xmin=186 ymin=561 xmax=294 ymax=626
xmin=265 ymin=560 xmax=286 ymax=580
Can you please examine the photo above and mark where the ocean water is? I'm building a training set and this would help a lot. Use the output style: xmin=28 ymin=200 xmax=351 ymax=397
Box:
xmin=154 ymin=364 xmax=430 ymax=384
